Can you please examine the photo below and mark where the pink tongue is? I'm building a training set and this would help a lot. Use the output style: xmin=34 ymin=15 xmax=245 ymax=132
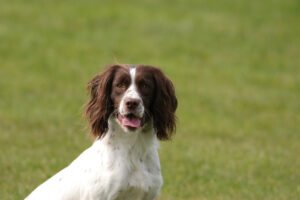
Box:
xmin=120 ymin=116 xmax=141 ymax=128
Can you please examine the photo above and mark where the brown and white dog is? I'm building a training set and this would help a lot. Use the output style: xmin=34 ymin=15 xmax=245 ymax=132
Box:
xmin=26 ymin=64 xmax=177 ymax=200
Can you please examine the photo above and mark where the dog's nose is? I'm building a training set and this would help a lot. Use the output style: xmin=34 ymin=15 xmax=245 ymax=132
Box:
xmin=125 ymin=98 xmax=141 ymax=110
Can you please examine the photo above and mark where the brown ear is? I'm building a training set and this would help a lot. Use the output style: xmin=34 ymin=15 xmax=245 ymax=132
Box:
xmin=85 ymin=65 xmax=121 ymax=138
xmin=151 ymin=67 xmax=177 ymax=140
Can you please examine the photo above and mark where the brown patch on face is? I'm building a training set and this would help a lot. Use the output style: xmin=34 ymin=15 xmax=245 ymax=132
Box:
xmin=135 ymin=66 xmax=156 ymax=114
xmin=110 ymin=66 xmax=131 ymax=111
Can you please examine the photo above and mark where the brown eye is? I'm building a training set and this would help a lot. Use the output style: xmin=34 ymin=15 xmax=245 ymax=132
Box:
xmin=116 ymin=82 xmax=126 ymax=88
xmin=140 ymin=82 xmax=149 ymax=90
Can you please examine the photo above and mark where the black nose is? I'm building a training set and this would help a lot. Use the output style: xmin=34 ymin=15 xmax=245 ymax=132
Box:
xmin=125 ymin=98 xmax=141 ymax=110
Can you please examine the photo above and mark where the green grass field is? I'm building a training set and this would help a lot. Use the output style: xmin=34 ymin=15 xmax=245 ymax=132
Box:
xmin=1 ymin=0 xmax=299 ymax=199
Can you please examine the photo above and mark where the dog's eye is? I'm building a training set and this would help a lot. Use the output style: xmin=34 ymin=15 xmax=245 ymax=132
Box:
xmin=140 ymin=82 xmax=149 ymax=89
xmin=116 ymin=82 xmax=126 ymax=89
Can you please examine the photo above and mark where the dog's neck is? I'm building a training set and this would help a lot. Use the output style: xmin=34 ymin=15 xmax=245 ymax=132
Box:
xmin=97 ymin=117 xmax=158 ymax=153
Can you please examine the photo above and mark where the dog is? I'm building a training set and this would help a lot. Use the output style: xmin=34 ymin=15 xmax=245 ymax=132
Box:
xmin=26 ymin=64 xmax=177 ymax=200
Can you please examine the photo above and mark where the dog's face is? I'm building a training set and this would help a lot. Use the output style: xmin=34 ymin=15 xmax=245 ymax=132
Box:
xmin=111 ymin=67 xmax=155 ymax=132
xmin=85 ymin=65 xmax=177 ymax=140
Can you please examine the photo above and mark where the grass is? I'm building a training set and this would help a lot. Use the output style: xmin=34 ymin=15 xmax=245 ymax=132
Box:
xmin=0 ymin=0 xmax=299 ymax=199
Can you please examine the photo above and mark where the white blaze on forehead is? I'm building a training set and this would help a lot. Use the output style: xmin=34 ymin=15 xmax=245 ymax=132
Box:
xmin=126 ymin=67 xmax=139 ymax=99
xmin=129 ymin=67 xmax=136 ymax=82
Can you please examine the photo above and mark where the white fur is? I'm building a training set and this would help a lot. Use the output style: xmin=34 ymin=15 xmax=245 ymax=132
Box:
xmin=25 ymin=67 xmax=163 ymax=200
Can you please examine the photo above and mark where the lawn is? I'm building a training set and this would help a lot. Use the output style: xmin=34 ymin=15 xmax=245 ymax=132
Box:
xmin=0 ymin=0 xmax=299 ymax=199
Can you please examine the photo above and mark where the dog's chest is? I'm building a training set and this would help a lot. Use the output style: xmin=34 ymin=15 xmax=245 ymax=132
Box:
xmin=87 ymin=139 xmax=163 ymax=199
xmin=108 ymin=162 xmax=157 ymax=199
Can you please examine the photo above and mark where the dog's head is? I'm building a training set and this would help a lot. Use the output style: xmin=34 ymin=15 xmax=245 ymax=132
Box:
xmin=85 ymin=64 xmax=177 ymax=140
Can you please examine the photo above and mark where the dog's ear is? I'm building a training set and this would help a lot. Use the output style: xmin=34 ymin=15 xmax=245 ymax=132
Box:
xmin=150 ymin=67 xmax=177 ymax=140
xmin=85 ymin=65 xmax=121 ymax=138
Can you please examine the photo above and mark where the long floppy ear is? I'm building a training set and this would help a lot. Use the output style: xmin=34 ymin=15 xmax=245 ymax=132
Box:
xmin=151 ymin=67 xmax=178 ymax=140
xmin=85 ymin=65 xmax=120 ymax=138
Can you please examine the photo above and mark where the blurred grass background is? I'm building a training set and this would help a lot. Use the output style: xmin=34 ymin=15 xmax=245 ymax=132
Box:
xmin=0 ymin=0 xmax=299 ymax=199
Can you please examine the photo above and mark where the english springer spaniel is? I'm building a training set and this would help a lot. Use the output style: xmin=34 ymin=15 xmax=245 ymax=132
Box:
xmin=26 ymin=64 xmax=177 ymax=200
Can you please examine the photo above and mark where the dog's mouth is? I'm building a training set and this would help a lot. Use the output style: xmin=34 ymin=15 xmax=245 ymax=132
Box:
xmin=117 ymin=113 xmax=143 ymax=130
